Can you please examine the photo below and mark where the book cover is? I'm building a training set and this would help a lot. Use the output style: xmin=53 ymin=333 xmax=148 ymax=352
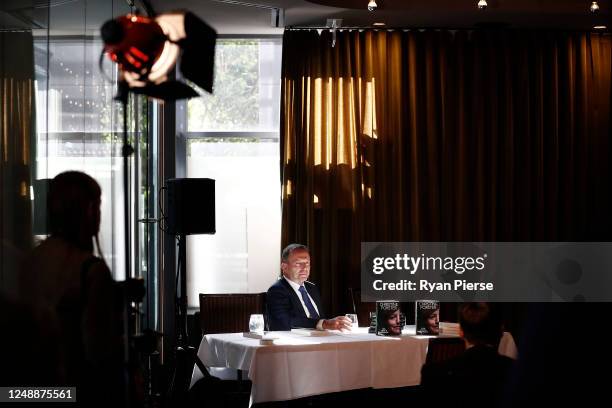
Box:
xmin=376 ymin=300 xmax=402 ymax=336
xmin=415 ymin=300 xmax=440 ymax=335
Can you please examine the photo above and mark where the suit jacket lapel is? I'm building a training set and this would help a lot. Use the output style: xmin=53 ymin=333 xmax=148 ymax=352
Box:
xmin=280 ymin=277 xmax=308 ymax=318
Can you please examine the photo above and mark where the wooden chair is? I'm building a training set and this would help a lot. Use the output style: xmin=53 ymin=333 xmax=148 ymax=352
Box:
xmin=199 ymin=293 xmax=267 ymax=335
xmin=198 ymin=293 xmax=266 ymax=387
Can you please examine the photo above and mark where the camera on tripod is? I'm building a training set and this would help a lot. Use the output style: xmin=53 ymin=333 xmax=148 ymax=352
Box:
xmin=116 ymin=276 xmax=164 ymax=406
xmin=117 ymin=277 xmax=163 ymax=355
xmin=118 ymin=277 xmax=146 ymax=304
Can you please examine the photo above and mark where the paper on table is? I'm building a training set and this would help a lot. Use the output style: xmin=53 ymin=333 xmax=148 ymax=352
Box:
xmin=243 ymin=332 xmax=280 ymax=340
xmin=290 ymin=328 xmax=332 ymax=336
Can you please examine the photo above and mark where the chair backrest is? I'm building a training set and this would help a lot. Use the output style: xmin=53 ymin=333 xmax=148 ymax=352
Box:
xmin=199 ymin=293 xmax=266 ymax=335
xmin=425 ymin=337 xmax=466 ymax=364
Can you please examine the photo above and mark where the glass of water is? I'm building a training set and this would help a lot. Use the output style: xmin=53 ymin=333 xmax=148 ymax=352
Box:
xmin=345 ymin=313 xmax=359 ymax=329
xmin=249 ymin=314 xmax=265 ymax=333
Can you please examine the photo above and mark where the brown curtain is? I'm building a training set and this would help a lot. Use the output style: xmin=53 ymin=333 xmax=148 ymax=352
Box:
xmin=280 ymin=29 xmax=612 ymax=315
xmin=0 ymin=31 xmax=35 ymax=294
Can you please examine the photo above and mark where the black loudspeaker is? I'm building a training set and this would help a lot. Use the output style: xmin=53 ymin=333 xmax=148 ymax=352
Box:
xmin=166 ymin=178 xmax=215 ymax=235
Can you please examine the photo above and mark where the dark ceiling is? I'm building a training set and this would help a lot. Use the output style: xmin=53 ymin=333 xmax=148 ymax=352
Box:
xmin=300 ymin=0 xmax=610 ymax=29
xmin=0 ymin=0 xmax=609 ymax=34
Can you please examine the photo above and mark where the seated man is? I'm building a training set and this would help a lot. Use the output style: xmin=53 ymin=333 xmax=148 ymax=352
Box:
xmin=267 ymin=244 xmax=351 ymax=331
xmin=420 ymin=302 xmax=514 ymax=408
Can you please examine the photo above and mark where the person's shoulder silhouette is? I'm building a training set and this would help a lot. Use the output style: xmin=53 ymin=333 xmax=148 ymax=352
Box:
xmin=19 ymin=171 xmax=122 ymax=406
xmin=421 ymin=303 xmax=514 ymax=408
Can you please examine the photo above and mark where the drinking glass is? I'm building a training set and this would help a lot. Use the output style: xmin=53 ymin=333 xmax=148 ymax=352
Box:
xmin=249 ymin=314 xmax=265 ymax=333
xmin=345 ymin=313 xmax=359 ymax=329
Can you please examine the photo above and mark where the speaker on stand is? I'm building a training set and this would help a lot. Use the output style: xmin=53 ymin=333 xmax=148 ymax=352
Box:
xmin=166 ymin=178 xmax=216 ymax=236
xmin=164 ymin=178 xmax=215 ymax=406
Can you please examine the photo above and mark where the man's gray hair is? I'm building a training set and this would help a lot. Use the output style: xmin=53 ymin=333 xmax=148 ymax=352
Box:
xmin=281 ymin=243 xmax=309 ymax=262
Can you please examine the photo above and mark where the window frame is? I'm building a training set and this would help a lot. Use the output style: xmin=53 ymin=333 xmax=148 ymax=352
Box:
xmin=176 ymin=36 xmax=283 ymax=304
xmin=175 ymin=35 xmax=283 ymax=174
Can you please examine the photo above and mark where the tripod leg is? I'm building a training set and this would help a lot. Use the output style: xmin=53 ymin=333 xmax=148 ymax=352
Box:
xmin=167 ymin=345 xmax=215 ymax=407
xmin=191 ymin=348 xmax=211 ymax=379
xmin=167 ymin=346 xmax=192 ymax=407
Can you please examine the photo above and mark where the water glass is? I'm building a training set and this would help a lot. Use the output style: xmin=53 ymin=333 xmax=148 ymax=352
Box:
xmin=345 ymin=313 xmax=359 ymax=328
xmin=249 ymin=314 xmax=265 ymax=333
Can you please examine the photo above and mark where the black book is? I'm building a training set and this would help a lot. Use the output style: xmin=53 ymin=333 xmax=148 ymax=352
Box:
xmin=376 ymin=300 xmax=402 ymax=336
xmin=415 ymin=300 xmax=440 ymax=335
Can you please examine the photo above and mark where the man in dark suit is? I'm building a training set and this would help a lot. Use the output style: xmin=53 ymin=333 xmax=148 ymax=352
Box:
xmin=267 ymin=244 xmax=352 ymax=331
xmin=420 ymin=302 xmax=514 ymax=408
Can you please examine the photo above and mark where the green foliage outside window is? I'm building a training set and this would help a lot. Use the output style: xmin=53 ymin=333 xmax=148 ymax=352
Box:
xmin=188 ymin=40 xmax=259 ymax=131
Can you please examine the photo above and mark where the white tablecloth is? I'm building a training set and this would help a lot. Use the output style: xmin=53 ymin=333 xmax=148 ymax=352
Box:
xmin=191 ymin=326 xmax=517 ymax=405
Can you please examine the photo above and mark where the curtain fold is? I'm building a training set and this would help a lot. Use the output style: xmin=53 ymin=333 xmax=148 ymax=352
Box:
xmin=0 ymin=31 xmax=35 ymax=294
xmin=281 ymin=29 xmax=612 ymax=315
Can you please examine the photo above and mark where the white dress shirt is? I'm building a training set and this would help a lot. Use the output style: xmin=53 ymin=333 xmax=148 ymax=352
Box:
xmin=283 ymin=276 xmax=324 ymax=330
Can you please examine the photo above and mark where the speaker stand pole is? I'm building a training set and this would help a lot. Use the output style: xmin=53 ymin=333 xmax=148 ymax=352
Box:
xmin=178 ymin=233 xmax=188 ymax=346
xmin=117 ymin=81 xmax=133 ymax=408
xmin=167 ymin=234 xmax=210 ymax=406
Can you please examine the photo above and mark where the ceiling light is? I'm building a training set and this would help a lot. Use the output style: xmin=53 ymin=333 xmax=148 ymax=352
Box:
xmin=478 ymin=0 xmax=488 ymax=10
xmin=590 ymin=1 xmax=600 ymax=13
xmin=326 ymin=19 xmax=342 ymax=47
xmin=593 ymin=25 xmax=607 ymax=30
xmin=367 ymin=0 xmax=378 ymax=12
xmin=373 ymin=22 xmax=386 ymax=26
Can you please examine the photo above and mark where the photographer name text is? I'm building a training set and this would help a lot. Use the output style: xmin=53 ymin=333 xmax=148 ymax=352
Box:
xmin=373 ymin=279 xmax=494 ymax=292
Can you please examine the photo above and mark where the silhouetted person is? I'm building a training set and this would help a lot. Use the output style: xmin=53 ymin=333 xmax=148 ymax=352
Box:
xmin=19 ymin=171 xmax=122 ymax=407
xmin=421 ymin=302 xmax=514 ymax=408
xmin=0 ymin=292 xmax=61 ymax=385
xmin=503 ymin=303 xmax=612 ymax=407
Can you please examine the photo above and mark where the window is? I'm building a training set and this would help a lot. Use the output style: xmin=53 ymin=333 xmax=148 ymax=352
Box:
xmin=184 ymin=38 xmax=282 ymax=306
xmin=34 ymin=36 xmax=151 ymax=286
xmin=35 ymin=37 xmax=125 ymax=277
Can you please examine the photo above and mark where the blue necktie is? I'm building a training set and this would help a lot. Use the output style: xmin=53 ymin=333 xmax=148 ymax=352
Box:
xmin=299 ymin=286 xmax=319 ymax=319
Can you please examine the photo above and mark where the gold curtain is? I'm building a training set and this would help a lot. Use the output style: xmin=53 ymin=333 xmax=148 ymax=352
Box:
xmin=281 ymin=29 xmax=612 ymax=315
xmin=0 ymin=31 xmax=35 ymax=293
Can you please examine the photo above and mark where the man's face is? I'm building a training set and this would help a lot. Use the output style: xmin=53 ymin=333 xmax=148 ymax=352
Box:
xmin=281 ymin=249 xmax=311 ymax=285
